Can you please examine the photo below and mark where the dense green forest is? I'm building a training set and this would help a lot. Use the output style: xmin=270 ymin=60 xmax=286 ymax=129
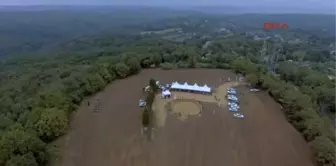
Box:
xmin=0 ymin=8 xmax=335 ymax=166
xmin=0 ymin=6 xmax=200 ymax=56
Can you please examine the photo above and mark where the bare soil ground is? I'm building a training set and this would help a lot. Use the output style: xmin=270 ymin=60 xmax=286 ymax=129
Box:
xmin=59 ymin=69 xmax=315 ymax=166
xmin=167 ymin=99 xmax=202 ymax=120
xmin=153 ymin=81 xmax=239 ymax=126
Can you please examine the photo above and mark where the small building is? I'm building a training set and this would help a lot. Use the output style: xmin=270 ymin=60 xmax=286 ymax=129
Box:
xmin=161 ymin=90 xmax=171 ymax=98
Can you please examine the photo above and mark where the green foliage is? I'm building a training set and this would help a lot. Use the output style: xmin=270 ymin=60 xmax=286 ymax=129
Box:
xmin=160 ymin=62 xmax=174 ymax=70
xmin=195 ymin=62 xmax=212 ymax=68
xmin=6 ymin=153 xmax=38 ymax=166
xmin=310 ymin=136 xmax=336 ymax=166
xmin=125 ymin=57 xmax=141 ymax=74
xmin=142 ymin=109 xmax=150 ymax=127
xmin=0 ymin=127 xmax=46 ymax=165
xmin=142 ymin=79 xmax=158 ymax=128
xmin=30 ymin=108 xmax=68 ymax=142
xmin=115 ymin=63 xmax=131 ymax=78
xmin=292 ymin=51 xmax=306 ymax=62
xmin=0 ymin=115 xmax=14 ymax=130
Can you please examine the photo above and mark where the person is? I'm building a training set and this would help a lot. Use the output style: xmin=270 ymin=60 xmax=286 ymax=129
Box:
xmin=88 ymin=101 xmax=90 ymax=106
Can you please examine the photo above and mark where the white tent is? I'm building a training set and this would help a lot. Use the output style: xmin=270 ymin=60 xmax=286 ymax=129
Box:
xmin=162 ymin=90 xmax=171 ymax=98
xmin=170 ymin=81 xmax=211 ymax=93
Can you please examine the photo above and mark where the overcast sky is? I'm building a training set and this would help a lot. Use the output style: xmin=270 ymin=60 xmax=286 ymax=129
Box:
xmin=0 ymin=0 xmax=335 ymax=9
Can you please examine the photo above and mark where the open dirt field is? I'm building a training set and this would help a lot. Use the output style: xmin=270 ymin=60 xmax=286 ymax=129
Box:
xmin=58 ymin=69 xmax=315 ymax=166
xmin=167 ymin=99 xmax=202 ymax=120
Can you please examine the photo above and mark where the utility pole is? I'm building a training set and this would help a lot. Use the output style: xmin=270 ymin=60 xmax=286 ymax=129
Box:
xmin=260 ymin=39 xmax=272 ymax=72
xmin=271 ymin=42 xmax=283 ymax=73
xmin=260 ymin=36 xmax=283 ymax=74
xmin=265 ymin=41 xmax=283 ymax=74
xmin=260 ymin=40 xmax=267 ymax=59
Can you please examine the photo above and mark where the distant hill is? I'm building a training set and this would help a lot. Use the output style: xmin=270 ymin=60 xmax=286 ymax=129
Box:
xmin=0 ymin=6 xmax=334 ymax=57
xmin=0 ymin=6 xmax=201 ymax=57
xmin=176 ymin=6 xmax=336 ymax=14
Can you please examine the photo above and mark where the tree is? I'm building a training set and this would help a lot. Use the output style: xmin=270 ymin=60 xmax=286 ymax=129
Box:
xmin=245 ymin=73 xmax=259 ymax=86
xmin=34 ymin=90 xmax=73 ymax=112
xmin=142 ymin=108 xmax=150 ymax=127
xmin=30 ymin=108 xmax=68 ymax=141
xmin=0 ymin=127 xmax=46 ymax=165
xmin=115 ymin=63 xmax=130 ymax=78
xmin=125 ymin=57 xmax=141 ymax=74
xmin=160 ymin=62 xmax=174 ymax=70
xmin=6 ymin=153 xmax=38 ymax=166
xmin=0 ymin=114 xmax=13 ymax=130
xmin=149 ymin=78 xmax=159 ymax=93
xmin=188 ymin=55 xmax=197 ymax=68
xmin=292 ymin=51 xmax=306 ymax=62
xmin=87 ymin=74 xmax=106 ymax=92
xmin=310 ymin=136 xmax=335 ymax=166
xmin=151 ymin=53 xmax=162 ymax=67
xmin=302 ymin=116 xmax=324 ymax=141
xmin=91 ymin=64 xmax=114 ymax=83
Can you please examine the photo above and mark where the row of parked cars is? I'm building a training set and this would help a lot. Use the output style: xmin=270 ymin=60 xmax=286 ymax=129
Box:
xmin=227 ymin=88 xmax=244 ymax=119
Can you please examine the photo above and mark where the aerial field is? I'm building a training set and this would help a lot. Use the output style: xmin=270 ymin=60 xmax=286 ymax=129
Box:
xmin=59 ymin=69 xmax=315 ymax=166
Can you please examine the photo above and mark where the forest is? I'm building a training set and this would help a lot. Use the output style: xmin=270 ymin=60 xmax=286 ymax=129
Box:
xmin=0 ymin=8 xmax=335 ymax=166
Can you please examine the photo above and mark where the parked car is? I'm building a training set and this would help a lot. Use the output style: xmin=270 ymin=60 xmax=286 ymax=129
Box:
xmin=139 ymin=99 xmax=146 ymax=107
xmin=233 ymin=113 xmax=244 ymax=119
xmin=227 ymin=91 xmax=237 ymax=95
xmin=250 ymin=88 xmax=260 ymax=92
xmin=228 ymin=95 xmax=238 ymax=99
xmin=228 ymin=96 xmax=239 ymax=102
xmin=228 ymin=103 xmax=239 ymax=109
xmin=229 ymin=107 xmax=239 ymax=112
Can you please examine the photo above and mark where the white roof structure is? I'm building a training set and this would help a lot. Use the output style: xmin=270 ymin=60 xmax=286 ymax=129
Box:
xmin=170 ymin=81 xmax=211 ymax=93
xmin=162 ymin=90 xmax=171 ymax=96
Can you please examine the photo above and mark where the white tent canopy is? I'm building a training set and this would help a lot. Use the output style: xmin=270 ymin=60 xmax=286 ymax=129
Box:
xmin=162 ymin=90 xmax=171 ymax=97
xmin=170 ymin=81 xmax=211 ymax=93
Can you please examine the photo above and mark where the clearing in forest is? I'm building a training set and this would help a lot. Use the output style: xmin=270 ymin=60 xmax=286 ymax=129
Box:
xmin=58 ymin=69 xmax=315 ymax=166
xmin=153 ymin=81 xmax=240 ymax=127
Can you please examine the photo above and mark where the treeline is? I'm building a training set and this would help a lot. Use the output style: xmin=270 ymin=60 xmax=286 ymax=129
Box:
xmin=142 ymin=79 xmax=159 ymax=128
xmin=230 ymin=57 xmax=335 ymax=166
xmin=0 ymin=53 xmax=145 ymax=165
xmin=277 ymin=62 xmax=335 ymax=113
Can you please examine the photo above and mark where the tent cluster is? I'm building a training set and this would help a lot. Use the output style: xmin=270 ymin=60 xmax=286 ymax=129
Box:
xmin=170 ymin=81 xmax=211 ymax=93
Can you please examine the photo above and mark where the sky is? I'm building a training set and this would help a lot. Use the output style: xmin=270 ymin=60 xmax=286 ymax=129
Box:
xmin=0 ymin=0 xmax=335 ymax=10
